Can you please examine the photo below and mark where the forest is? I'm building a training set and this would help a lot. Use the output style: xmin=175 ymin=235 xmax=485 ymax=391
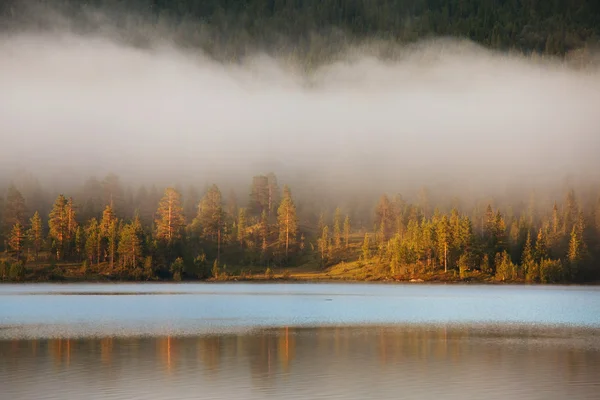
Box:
xmin=1 ymin=172 xmax=599 ymax=284
xmin=1 ymin=2 xmax=599 ymax=283
xmin=1 ymin=0 xmax=599 ymax=61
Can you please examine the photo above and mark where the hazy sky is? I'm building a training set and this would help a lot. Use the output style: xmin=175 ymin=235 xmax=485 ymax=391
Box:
xmin=1 ymin=13 xmax=599 ymax=193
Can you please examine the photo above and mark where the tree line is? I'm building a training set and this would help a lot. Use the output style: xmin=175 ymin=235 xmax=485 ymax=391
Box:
xmin=1 ymin=172 xmax=599 ymax=283
xmin=2 ymin=0 xmax=599 ymax=60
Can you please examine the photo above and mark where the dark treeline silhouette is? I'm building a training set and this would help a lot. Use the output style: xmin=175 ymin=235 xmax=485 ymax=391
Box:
xmin=1 ymin=0 xmax=599 ymax=60
xmin=1 ymin=172 xmax=599 ymax=284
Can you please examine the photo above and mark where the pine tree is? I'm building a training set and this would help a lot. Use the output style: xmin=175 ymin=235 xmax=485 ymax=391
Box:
xmin=75 ymin=226 xmax=85 ymax=261
xmin=155 ymin=188 xmax=185 ymax=243
xmin=85 ymin=218 xmax=101 ymax=265
xmin=317 ymin=212 xmax=325 ymax=237
xmin=28 ymin=211 xmax=43 ymax=260
xmin=563 ymin=189 xmax=578 ymax=235
xmin=534 ymin=227 xmax=549 ymax=262
xmin=375 ymin=194 xmax=394 ymax=243
xmin=567 ymin=226 xmax=582 ymax=280
xmin=319 ymin=225 xmax=330 ymax=265
xmin=260 ymin=209 xmax=269 ymax=260
xmin=436 ymin=215 xmax=450 ymax=272
xmin=266 ymin=172 xmax=281 ymax=217
xmin=483 ymin=204 xmax=495 ymax=239
xmin=237 ymin=207 xmax=247 ymax=249
xmin=249 ymin=175 xmax=270 ymax=216
xmin=521 ymin=231 xmax=534 ymax=280
xmin=118 ymin=222 xmax=143 ymax=270
xmin=361 ymin=232 xmax=371 ymax=260
xmin=343 ymin=215 xmax=350 ymax=249
xmin=195 ymin=184 xmax=224 ymax=262
xmin=333 ymin=207 xmax=342 ymax=250
xmin=65 ymin=197 xmax=78 ymax=257
xmin=277 ymin=185 xmax=298 ymax=259
xmin=8 ymin=223 xmax=25 ymax=260
xmin=48 ymin=195 xmax=68 ymax=260
xmin=3 ymin=185 xmax=27 ymax=233
xmin=101 ymin=205 xmax=118 ymax=269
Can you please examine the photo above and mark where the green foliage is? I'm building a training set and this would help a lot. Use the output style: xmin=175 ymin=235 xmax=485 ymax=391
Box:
xmin=540 ymin=259 xmax=565 ymax=284
xmin=9 ymin=261 xmax=26 ymax=281
xmin=81 ymin=260 xmax=88 ymax=274
xmin=1 ymin=168 xmax=599 ymax=283
xmin=211 ymin=259 xmax=220 ymax=279
xmin=170 ymin=257 xmax=184 ymax=281
xmin=458 ymin=252 xmax=475 ymax=280
xmin=494 ymin=251 xmax=516 ymax=281
xmin=480 ymin=254 xmax=492 ymax=275
xmin=143 ymin=256 xmax=155 ymax=280
xmin=361 ymin=233 xmax=371 ymax=260
xmin=265 ymin=267 xmax=274 ymax=279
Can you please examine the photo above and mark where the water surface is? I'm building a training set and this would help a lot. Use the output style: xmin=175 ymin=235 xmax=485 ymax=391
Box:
xmin=1 ymin=283 xmax=599 ymax=399
xmin=1 ymin=283 xmax=599 ymax=338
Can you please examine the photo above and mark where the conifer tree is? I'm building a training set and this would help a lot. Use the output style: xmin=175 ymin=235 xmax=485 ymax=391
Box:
xmin=48 ymin=195 xmax=68 ymax=260
xmin=101 ymin=205 xmax=118 ymax=269
xmin=3 ymin=185 xmax=27 ymax=233
xmin=375 ymin=194 xmax=393 ymax=242
xmin=567 ymin=226 xmax=582 ymax=280
xmin=249 ymin=175 xmax=270 ymax=216
xmin=85 ymin=218 xmax=101 ymax=265
xmin=277 ymin=185 xmax=298 ymax=259
xmin=237 ymin=207 xmax=247 ymax=249
xmin=260 ymin=209 xmax=269 ymax=260
xmin=155 ymin=188 xmax=185 ymax=243
xmin=28 ymin=211 xmax=43 ymax=260
xmin=195 ymin=184 xmax=224 ymax=262
xmin=8 ymin=222 xmax=25 ymax=260
xmin=343 ymin=215 xmax=351 ymax=249
xmin=534 ymin=227 xmax=549 ymax=262
xmin=319 ymin=225 xmax=330 ymax=264
xmin=436 ymin=215 xmax=450 ymax=272
xmin=522 ymin=231 xmax=536 ymax=281
xmin=361 ymin=232 xmax=371 ymax=260
xmin=118 ymin=222 xmax=143 ymax=269
xmin=333 ymin=207 xmax=342 ymax=250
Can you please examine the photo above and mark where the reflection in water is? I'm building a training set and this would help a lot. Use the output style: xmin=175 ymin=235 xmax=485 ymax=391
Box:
xmin=1 ymin=326 xmax=599 ymax=400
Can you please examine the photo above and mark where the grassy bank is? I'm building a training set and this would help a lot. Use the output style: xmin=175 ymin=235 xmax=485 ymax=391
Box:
xmin=0 ymin=256 xmax=522 ymax=284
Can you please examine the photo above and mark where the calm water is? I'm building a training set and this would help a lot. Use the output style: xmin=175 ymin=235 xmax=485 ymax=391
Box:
xmin=1 ymin=283 xmax=600 ymax=399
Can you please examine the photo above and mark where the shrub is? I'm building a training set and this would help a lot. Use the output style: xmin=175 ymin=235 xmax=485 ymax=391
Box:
xmin=9 ymin=262 xmax=26 ymax=281
xmin=540 ymin=259 xmax=564 ymax=283
xmin=170 ymin=257 xmax=184 ymax=282
xmin=211 ymin=260 xmax=220 ymax=279
xmin=265 ymin=267 xmax=274 ymax=279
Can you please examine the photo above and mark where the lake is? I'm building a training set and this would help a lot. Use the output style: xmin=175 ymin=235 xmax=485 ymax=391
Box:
xmin=1 ymin=283 xmax=600 ymax=399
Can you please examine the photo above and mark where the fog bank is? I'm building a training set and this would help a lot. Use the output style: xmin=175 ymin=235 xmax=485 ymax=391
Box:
xmin=1 ymin=13 xmax=599 ymax=194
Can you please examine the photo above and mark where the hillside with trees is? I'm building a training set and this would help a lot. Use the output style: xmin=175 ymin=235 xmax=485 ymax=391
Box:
xmin=1 ymin=0 xmax=599 ymax=61
xmin=1 ymin=172 xmax=599 ymax=284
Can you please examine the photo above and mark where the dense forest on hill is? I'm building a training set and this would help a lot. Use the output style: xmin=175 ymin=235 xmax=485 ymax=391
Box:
xmin=1 ymin=172 xmax=599 ymax=284
xmin=1 ymin=0 xmax=599 ymax=60
xmin=1 ymin=2 xmax=598 ymax=283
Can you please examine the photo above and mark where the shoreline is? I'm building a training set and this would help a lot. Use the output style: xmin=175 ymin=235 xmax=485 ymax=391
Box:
xmin=2 ymin=275 xmax=599 ymax=286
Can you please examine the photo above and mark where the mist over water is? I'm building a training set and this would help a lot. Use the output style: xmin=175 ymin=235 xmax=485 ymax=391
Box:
xmin=1 ymin=7 xmax=600 ymax=195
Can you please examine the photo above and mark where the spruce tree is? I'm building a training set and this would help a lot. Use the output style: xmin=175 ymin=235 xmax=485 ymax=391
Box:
xmin=48 ymin=195 xmax=68 ymax=260
xmin=343 ymin=215 xmax=351 ymax=249
xmin=155 ymin=188 xmax=185 ymax=243
xmin=333 ymin=207 xmax=342 ymax=250
xmin=8 ymin=223 xmax=25 ymax=260
xmin=277 ymin=186 xmax=298 ymax=259
xmin=28 ymin=211 xmax=43 ymax=260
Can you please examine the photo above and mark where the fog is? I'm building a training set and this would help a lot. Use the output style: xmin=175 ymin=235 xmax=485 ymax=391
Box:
xmin=1 ymin=8 xmax=600 ymax=199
